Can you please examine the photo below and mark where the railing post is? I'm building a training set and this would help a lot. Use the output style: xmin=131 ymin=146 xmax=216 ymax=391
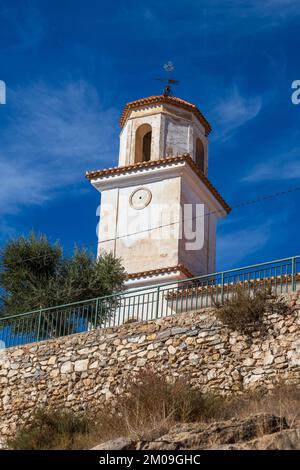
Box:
xmin=155 ymin=286 xmax=160 ymax=318
xmin=93 ymin=298 xmax=99 ymax=329
xmin=292 ymin=257 xmax=296 ymax=292
xmin=220 ymin=272 xmax=224 ymax=303
xmin=36 ymin=309 xmax=42 ymax=342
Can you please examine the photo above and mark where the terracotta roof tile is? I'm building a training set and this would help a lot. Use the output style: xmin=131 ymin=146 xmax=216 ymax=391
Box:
xmin=120 ymin=95 xmax=212 ymax=136
xmin=166 ymin=273 xmax=300 ymax=300
xmin=86 ymin=154 xmax=231 ymax=214
xmin=127 ymin=264 xmax=194 ymax=280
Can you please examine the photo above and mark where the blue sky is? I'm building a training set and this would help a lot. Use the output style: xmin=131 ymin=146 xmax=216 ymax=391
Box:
xmin=0 ymin=0 xmax=299 ymax=271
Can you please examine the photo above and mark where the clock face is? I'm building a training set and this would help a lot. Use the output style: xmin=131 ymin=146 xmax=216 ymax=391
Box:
xmin=129 ymin=187 xmax=152 ymax=210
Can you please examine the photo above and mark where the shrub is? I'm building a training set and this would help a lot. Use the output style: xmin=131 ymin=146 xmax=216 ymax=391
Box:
xmin=7 ymin=408 xmax=91 ymax=450
xmin=214 ymin=285 xmax=272 ymax=333
xmin=220 ymin=384 xmax=300 ymax=427
xmin=114 ymin=370 xmax=222 ymax=439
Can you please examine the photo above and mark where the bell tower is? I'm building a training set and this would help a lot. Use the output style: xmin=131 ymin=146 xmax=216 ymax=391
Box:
xmin=86 ymin=94 xmax=230 ymax=287
xmin=118 ymin=95 xmax=209 ymax=173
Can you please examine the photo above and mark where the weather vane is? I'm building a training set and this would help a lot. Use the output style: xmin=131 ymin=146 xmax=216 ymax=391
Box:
xmin=156 ymin=61 xmax=179 ymax=96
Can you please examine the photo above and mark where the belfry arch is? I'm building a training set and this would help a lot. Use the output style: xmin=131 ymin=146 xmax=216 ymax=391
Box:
xmin=195 ymin=138 xmax=205 ymax=172
xmin=135 ymin=124 xmax=152 ymax=163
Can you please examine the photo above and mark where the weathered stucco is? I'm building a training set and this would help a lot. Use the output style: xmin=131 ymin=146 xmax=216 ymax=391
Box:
xmin=96 ymin=160 xmax=225 ymax=279
xmin=98 ymin=174 xmax=182 ymax=273
xmin=118 ymin=103 xmax=208 ymax=170
xmin=1 ymin=292 xmax=300 ymax=440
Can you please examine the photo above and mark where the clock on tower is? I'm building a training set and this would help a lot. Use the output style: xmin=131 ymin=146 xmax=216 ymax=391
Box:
xmin=86 ymin=93 xmax=230 ymax=288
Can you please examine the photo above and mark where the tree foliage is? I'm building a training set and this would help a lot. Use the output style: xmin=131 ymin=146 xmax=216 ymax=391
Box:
xmin=0 ymin=232 xmax=126 ymax=318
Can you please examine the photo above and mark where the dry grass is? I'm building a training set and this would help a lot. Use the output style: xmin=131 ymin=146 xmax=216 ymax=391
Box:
xmin=113 ymin=370 xmax=222 ymax=439
xmin=222 ymin=384 xmax=300 ymax=428
xmin=82 ymin=370 xmax=223 ymax=448
xmin=7 ymin=408 xmax=91 ymax=450
xmin=7 ymin=371 xmax=300 ymax=450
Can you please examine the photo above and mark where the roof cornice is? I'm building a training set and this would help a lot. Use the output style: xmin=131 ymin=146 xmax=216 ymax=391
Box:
xmin=119 ymin=95 xmax=212 ymax=136
xmin=86 ymin=154 xmax=231 ymax=214
xmin=126 ymin=264 xmax=194 ymax=280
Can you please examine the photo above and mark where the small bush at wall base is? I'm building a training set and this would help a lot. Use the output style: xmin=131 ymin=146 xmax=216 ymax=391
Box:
xmin=114 ymin=369 xmax=223 ymax=439
xmin=7 ymin=408 xmax=91 ymax=450
xmin=87 ymin=370 xmax=224 ymax=444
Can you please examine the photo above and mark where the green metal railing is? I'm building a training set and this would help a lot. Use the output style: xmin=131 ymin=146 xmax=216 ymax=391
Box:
xmin=0 ymin=255 xmax=299 ymax=348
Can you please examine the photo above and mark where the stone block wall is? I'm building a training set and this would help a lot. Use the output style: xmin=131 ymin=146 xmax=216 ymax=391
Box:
xmin=1 ymin=292 xmax=300 ymax=439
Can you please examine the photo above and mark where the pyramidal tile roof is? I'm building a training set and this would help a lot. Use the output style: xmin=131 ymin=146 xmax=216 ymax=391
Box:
xmin=119 ymin=95 xmax=212 ymax=136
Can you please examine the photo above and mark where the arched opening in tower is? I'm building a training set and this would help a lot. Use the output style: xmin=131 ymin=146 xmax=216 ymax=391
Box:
xmin=142 ymin=131 xmax=152 ymax=162
xmin=135 ymin=124 xmax=152 ymax=163
xmin=196 ymin=138 xmax=205 ymax=172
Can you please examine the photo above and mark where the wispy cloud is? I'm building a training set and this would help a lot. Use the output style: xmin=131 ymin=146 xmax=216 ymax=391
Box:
xmin=243 ymin=146 xmax=300 ymax=182
xmin=212 ymin=86 xmax=262 ymax=141
xmin=217 ymin=222 xmax=271 ymax=268
xmin=0 ymin=81 xmax=118 ymax=219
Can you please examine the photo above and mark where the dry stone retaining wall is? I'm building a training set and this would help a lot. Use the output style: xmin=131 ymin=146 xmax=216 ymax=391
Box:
xmin=1 ymin=292 xmax=300 ymax=439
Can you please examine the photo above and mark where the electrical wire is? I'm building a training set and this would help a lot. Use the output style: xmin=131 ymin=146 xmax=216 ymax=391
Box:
xmin=1 ymin=184 xmax=300 ymax=266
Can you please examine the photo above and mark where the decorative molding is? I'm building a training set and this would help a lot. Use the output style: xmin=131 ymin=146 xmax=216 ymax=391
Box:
xmin=119 ymin=95 xmax=212 ymax=136
xmin=86 ymin=154 xmax=231 ymax=214
xmin=126 ymin=264 xmax=194 ymax=280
